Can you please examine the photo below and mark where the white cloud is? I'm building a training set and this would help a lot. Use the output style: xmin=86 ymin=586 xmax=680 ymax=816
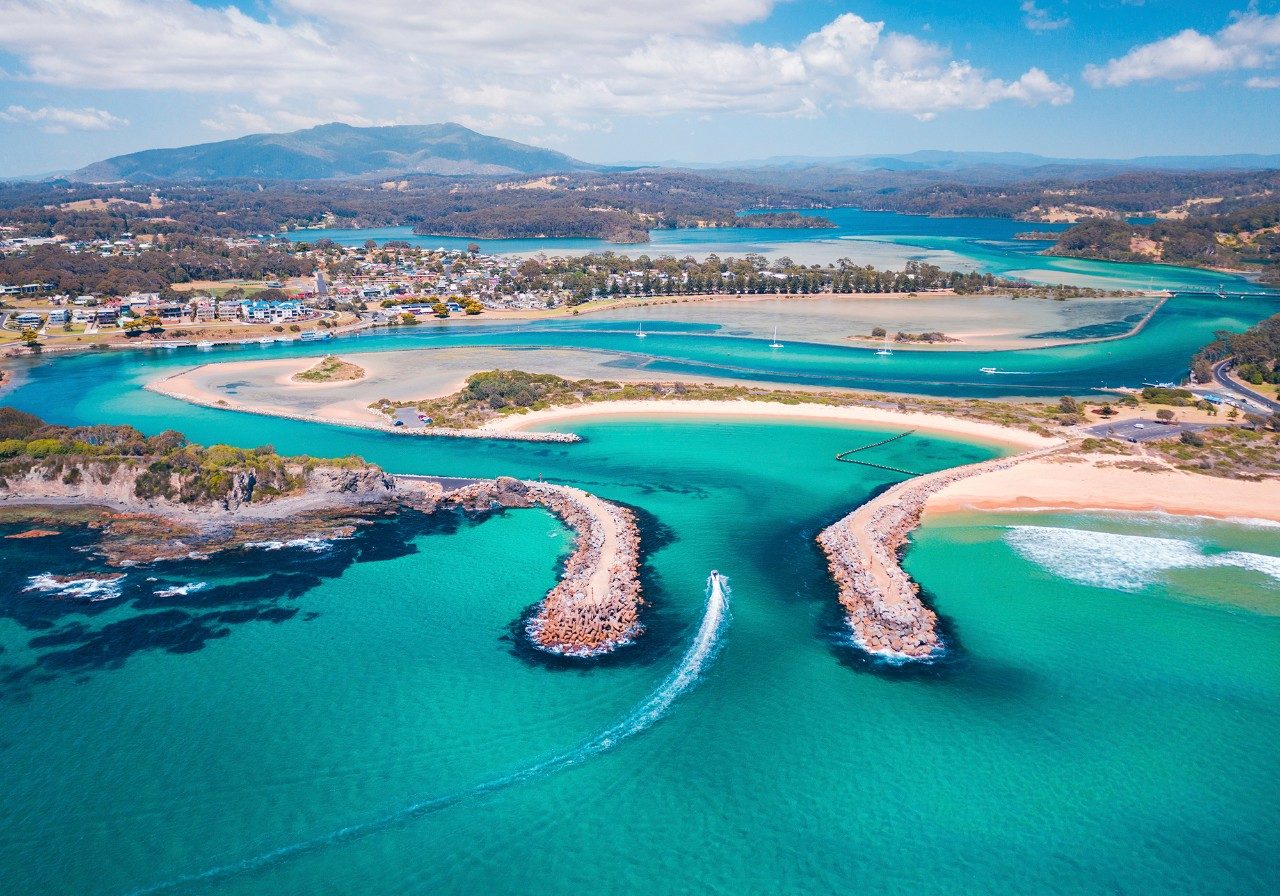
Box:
xmin=1245 ymin=75 xmax=1280 ymax=88
xmin=0 ymin=103 xmax=128 ymax=133
xmin=1021 ymin=1 xmax=1069 ymax=33
xmin=0 ymin=1 xmax=1072 ymax=130
xmin=1084 ymin=10 xmax=1280 ymax=87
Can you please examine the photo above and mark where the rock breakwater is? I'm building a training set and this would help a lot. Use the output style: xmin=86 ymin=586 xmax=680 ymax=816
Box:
xmin=818 ymin=448 xmax=1058 ymax=661
xmin=436 ymin=476 xmax=644 ymax=657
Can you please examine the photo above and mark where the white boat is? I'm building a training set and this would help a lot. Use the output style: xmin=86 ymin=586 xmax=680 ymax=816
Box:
xmin=298 ymin=330 xmax=329 ymax=342
xmin=635 ymin=322 xmax=646 ymax=339
xmin=769 ymin=326 xmax=783 ymax=349
xmin=874 ymin=334 xmax=893 ymax=356
xmin=258 ymin=337 xmax=274 ymax=345
xmin=196 ymin=340 xmax=214 ymax=349
xmin=980 ymin=367 xmax=998 ymax=374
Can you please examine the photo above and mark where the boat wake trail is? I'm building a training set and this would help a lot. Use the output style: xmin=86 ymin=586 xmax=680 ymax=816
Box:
xmin=126 ymin=573 xmax=732 ymax=896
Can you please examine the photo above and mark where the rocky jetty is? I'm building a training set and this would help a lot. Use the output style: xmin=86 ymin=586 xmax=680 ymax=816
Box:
xmin=818 ymin=449 xmax=1057 ymax=661
xmin=436 ymin=476 xmax=644 ymax=657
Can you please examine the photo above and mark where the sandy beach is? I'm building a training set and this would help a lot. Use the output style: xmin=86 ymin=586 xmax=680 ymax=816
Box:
xmin=148 ymin=354 xmax=1062 ymax=451
xmin=925 ymin=452 xmax=1280 ymax=523
xmin=485 ymin=399 xmax=1061 ymax=451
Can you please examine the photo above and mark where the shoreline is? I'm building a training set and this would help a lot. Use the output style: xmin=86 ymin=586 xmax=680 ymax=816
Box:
xmin=483 ymin=399 xmax=1059 ymax=451
xmin=3 ymin=469 xmax=645 ymax=658
xmin=143 ymin=372 xmax=581 ymax=443
xmin=923 ymin=453 xmax=1280 ymax=524
xmin=143 ymin=358 xmax=1062 ymax=451
xmin=820 ymin=446 xmax=1280 ymax=663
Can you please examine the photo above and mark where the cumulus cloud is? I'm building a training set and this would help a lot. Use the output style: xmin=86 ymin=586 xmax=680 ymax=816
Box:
xmin=1084 ymin=10 xmax=1280 ymax=87
xmin=0 ymin=104 xmax=127 ymax=132
xmin=0 ymin=1 xmax=1072 ymax=129
xmin=1021 ymin=1 xmax=1070 ymax=33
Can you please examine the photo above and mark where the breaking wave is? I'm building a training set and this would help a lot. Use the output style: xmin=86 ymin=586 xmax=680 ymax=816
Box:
xmin=153 ymin=582 xmax=208 ymax=598
xmin=23 ymin=573 xmax=125 ymax=601
xmin=1005 ymin=525 xmax=1280 ymax=592
xmin=243 ymin=536 xmax=337 ymax=553
xmin=126 ymin=572 xmax=731 ymax=896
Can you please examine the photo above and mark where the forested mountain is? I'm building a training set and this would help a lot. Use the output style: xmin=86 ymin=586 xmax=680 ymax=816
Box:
xmin=73 ymin=123 xmax=601 ymax=182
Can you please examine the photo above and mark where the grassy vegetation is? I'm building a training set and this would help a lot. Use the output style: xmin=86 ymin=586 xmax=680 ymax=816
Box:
xmin=293 ymin=355 xmax=365 ymax=383
xmin=0 ymin=407 xmax=372 ymax=504
xmin=1151 ymin=426 xmax=1280 ymax=479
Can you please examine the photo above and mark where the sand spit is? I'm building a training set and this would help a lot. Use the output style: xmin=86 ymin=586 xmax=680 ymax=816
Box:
xmin=817 ymin=449 xmax=1059 ymax=661
xmin=144 ymin=373 xmax=580 ymax=443
xmin=401 ymin=475 xmax=642 ymax=656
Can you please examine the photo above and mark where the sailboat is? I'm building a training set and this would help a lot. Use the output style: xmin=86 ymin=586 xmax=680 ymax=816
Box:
xmin=635 ymin=321 xmax=646 ymax=339
xmin=874 ymin=334 xmax=893 ymax=356
xmin=769 ymin=326 xmax=783 ymax=349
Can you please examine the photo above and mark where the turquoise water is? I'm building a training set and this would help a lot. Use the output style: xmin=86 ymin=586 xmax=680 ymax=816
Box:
xmin=301 ymin=207 xmax=1260 ymax=292
xmin=4 ymin=289 xmax=1277 ymax=404
xmin=2 ymin=412 xmax=1278 ymax=896
xmin=2 ymin=224 xmax=1279 ymax=893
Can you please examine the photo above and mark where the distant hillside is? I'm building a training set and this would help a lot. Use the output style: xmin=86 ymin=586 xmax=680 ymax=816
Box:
xmin=73 ymin=123 xmax=601 ymax=182
xmin=685 ymin=150 xmax=1280 ymax=173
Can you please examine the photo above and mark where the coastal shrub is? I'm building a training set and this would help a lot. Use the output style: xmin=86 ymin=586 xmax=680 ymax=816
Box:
xmin=1141 ymin=386 xmax=1196 ymax=406
xmin=24 ymin=438 xmax=65 ymax=458
xmin=134 ymin=461 xmax=176 ymax=500
xmin=0 ymin=407 xmax=43 ymax=440
xmin=0 ymin=438 xmax=25 ymax=458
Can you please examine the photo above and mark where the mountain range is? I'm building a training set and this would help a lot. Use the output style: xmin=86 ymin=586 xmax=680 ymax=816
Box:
xmin=65 ymin=122 xmax=1280 ymax=184
xmin=73 ymin=122 xmax=601 ymax=182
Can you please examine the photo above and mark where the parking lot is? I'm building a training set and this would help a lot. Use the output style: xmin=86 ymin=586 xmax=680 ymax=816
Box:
xmin=1086 ymin=418 xmax=1214 ymax=443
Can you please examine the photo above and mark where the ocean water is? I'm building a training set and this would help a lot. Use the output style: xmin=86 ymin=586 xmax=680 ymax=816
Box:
xmin=2 ymin=228 xmax=1278 ymax=893
xmin=2 ymin=417 xmax=1278 ymax=896
xmin=300 ymin=207 xmax=1258 ymax=292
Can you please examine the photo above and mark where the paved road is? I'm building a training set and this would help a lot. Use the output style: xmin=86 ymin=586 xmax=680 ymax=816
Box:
xmin=1087 ymin=418 xmax=1214 ymax=443
xmin=1213 ymin=360 xmax=1280 ymax=414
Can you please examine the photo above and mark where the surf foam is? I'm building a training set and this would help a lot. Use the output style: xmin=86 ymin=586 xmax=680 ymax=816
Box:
xmin=24 ymin=573 xmax=125 ymax=601
xmin=1005 ymin=525 xmax=1280 ymax=593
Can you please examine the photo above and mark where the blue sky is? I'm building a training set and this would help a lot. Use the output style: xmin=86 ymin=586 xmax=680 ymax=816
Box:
xmin=0 ymin=0 xmax=1277 ymax=175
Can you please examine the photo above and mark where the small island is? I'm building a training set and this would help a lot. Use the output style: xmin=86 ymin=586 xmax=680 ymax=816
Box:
xmin=292 ymin=355 xmax=365 ymax=384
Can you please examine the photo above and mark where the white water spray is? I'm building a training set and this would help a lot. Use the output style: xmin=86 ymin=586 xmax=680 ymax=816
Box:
xmin=126 ymin=572 xmax=731 ymax=896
